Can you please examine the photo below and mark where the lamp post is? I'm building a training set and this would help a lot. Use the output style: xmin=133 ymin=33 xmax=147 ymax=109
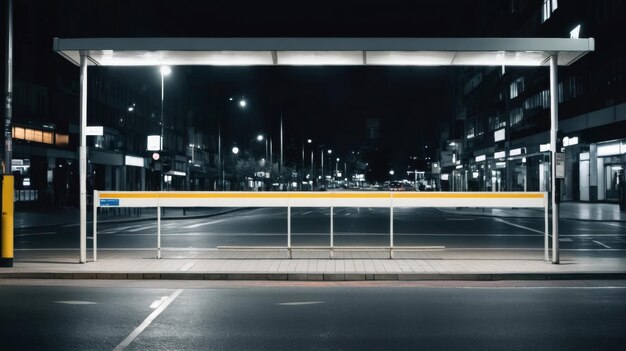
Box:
xmin=159 ymin=66 xmax=171 ymax=191
xmin=301 ymin=139 xmax=312 ymax=190
xmin=218 ymin=97 xmax=245 ymax=190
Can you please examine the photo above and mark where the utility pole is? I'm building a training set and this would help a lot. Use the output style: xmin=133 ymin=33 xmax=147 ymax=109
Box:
xmin=1 ymin=0 xmax=14 ymax=268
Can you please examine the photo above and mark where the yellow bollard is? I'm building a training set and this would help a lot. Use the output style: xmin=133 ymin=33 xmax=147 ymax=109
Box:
xmin=1 ymin=175 xmax=14 ymax=267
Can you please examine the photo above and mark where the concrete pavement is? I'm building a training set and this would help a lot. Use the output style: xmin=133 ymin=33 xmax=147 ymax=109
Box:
xmin=3 ymin=249 xmax=626 ymax=281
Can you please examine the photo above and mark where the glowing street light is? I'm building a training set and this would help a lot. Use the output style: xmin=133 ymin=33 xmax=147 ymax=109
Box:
xmin=232 ymin=146 xmax=239 ymax=154
xmin=239 ymin=99 xmax=246 ymax=108
xmin=159 ymin=65 xmax=171 ymax=191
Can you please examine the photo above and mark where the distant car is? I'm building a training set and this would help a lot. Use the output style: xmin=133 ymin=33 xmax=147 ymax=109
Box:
xmin=389 ymin=181 xmax=404 ymax=191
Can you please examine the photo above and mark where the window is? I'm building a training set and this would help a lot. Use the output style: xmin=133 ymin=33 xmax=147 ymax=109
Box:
xmin=55 ymin=134 xmax=69 ymax=145
xmin=542 ymin=0 xmax=558 ymax=23
xmin=510 ymin=108 xmax=524 ymax=126
xmin=509 ymin=77 xmax=524 ymax=99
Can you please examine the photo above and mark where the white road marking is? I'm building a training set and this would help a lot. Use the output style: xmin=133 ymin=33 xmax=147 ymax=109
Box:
xmin=149 ymin=296 xmax=168 ymax=309
xmin=54 ymin=301 xmax=97 ymax=305
xmin=278 ymin=301 xmax=324 ymax=306
xmin=60 ymin=223 xmax=79 ymax=228
xmin=114 ymin=289 xmax=183 ymax=351
xmin=15 ymin=232 xmax=55 ymax=237
xmin=128 ymin=225 xmax=157 ymax=233
xmin=602 ymin=222 xmax=626 ymax=228
xmin=344 ymin=213 xmax=351 ymax=216
xmin=446 ymin=218 xmax=475 ymax=221
xmin=302 ymin=211 xmax=313 ymax=215
xmin=179 ymin=262 xmax=195 ymax=271
xmin=494 ymin=218 xmax=544 ymax=234
xmin=183 ymin=219 xmax=226 ymax=229
xmin=558 ymin=238 xmax=573 ymax=242
xmin=593 ymin=240 xmax=611 ymax=249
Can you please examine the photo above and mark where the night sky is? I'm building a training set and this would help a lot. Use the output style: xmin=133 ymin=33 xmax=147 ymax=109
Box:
xmin=2 ymin=0 xmax=488 ymax=173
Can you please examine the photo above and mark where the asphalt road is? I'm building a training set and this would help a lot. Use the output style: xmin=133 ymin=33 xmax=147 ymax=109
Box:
xmin=14 ymin=207 xmax=626 ymax=253
xmin=0 ymin=280 xmax=624 ymax=350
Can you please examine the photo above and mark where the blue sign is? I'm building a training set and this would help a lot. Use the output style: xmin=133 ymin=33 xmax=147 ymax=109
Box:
xmin=100 ymin=199 xmax=120 ymax=207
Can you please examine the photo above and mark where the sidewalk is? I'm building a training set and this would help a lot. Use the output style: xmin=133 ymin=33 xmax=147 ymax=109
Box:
xmin=2 ymin=249 xmax=625 ymax=281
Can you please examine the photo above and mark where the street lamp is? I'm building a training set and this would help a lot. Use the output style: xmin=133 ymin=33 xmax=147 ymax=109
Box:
xmin=301 ymin=138 xmax=313 ymax=190
xmin=232 ymin=146 xmax=239 ymax=155
xmin=219 ymin=96 xmax=246 ymax=190
xmin=159 ymin=66 xmax=171 ymax=191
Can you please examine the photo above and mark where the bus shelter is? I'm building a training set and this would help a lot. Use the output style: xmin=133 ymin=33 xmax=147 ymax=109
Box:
xmin=52 ymin=37 xmax=594 ymax=264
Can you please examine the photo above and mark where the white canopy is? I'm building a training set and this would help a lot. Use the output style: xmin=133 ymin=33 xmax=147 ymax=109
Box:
xmin=54 ymin=37 xmax=594 ymax=67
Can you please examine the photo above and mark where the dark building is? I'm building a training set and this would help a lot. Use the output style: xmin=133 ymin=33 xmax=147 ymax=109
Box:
xmin=439 ymin=0 xmax=626 ymax=201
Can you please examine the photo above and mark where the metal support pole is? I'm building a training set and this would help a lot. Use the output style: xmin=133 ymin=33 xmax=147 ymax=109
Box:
xmin=550 ymin=54 xmax=559 ymax=264
xmin=330 ymin=206 xmax=334 ymax=259
xmin=79 ymin=54 xmax=88 ymax=264
xmin=160 ymin=74 xmax=165 ymax=191
xmin=157 ymin=205 xmax=162 ymax=259
xmin=287 ymin=206 xmax=292 ymax=259
xmin=4 ymin=0 xmax=13 ymax=172
xmin=390 ymin=205 xmax=394 ymax=259
xmin=93 ymin=191 xmax=97 ymax=262
xmin=543 ymin=194 xmax=550 ymax=262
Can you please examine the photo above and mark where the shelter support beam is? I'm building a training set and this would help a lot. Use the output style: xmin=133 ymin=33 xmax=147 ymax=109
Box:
xmin=550 ymin=54 xmax=559 ymax=264
xmin=79 ymin=54 xmax=87 ymax=264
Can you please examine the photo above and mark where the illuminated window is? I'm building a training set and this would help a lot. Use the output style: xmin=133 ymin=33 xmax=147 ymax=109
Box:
xmin=55 ymin=133 xmax=69 ymax=145
xmin=509 ymin=77 xmax=524 ymax=99
xmin=13 ymin=127 xmax=24 ymax=139
xmin=542 ymin=0 xmax=558 ymax=23
xmin=42 ymin=131 xmax=53 ymax=144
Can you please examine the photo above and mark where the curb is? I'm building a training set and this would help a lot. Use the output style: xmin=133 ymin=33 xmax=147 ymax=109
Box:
xmin=2 ymin=272 xmax=625 ymax=281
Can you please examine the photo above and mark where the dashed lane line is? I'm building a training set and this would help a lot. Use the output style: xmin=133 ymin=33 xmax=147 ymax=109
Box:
xmin=593 ymin=240 xmax=612 ymax=249
xmin=494 ymin=218 xmax=544 ymax=234
xmin=183 ymin=219 xmax=226 ymax=229
xmin=113 ymin=289 xmax=183 ymax=351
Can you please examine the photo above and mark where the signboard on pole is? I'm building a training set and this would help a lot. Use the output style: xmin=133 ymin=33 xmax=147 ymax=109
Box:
xmin=85 ymin=126 xmax=103 ymax=136
xmin=555 ymin=152 xmax=565 ymax=178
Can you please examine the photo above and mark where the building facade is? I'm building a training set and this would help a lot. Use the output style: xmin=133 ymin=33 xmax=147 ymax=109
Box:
xmin=439 ymin=0 xmax=626 ymax=202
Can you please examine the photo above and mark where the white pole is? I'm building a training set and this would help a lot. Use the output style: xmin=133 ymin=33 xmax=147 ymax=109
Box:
xmin=550 ymin=54 xmax=559 ymax=264
xmin=79 ymin=54 xmax=88 ymax=264
xmin=330 ymin=206 xmax=334 ymax=259
xmin=93 ymin=190 xmax=97 ymax=262
xmin=390 ymin=202 xmax=394 ymax=259
xmin=287 ymin=206 xmax=292 ymax=259
xmin=280 ymin=114 xmax=284 ymax=175
xmin=543 ymin=193 xmax=550 ymax=262
xmin=157 ymin=205 xmax=161 ymax=259
xmin=160 ymin=73 xmax=164 ymax=191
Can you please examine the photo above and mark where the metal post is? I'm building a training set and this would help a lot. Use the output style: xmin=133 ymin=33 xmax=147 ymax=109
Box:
xmin=157 ymin=205 xmax=161 ymax=259
xmin=321 ymin=150 xmax=324 ymax=189
xmin=79 ymin=54 xmax=88 ymax=264
xmin=550 ymin=54 xmax=559 ymax=264
xmin=217 ymin=123 xmax=221 ymax=190
xmin=543 ymin=193 xmax=550 ymax=262
xmin=4 ymin=0 xmax=13 ymax=173
xmin=287 ymin=206 xmax=292 ymax=259
xmin=93 ymin=191 xmax=98 ymax=262
xmin=160 ymin=73 xmax=165 ymax=191
xmin=390 ymin=204 xmax=394 ymax=259
xmin=330 ymin=206 xmax=334 ymax=259
xmin=280 ymin=114 xmax=284 ymax=173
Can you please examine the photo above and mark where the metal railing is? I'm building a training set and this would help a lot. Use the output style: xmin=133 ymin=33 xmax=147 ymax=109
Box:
xmin=91 ymin=191 xmax=549 ymax=262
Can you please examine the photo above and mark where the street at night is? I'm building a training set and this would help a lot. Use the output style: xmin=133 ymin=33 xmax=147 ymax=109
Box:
xmin=14 ymin=206 xmax=626 ymax=254
xmin=0 ymin=280 xmax=625 ymax=350
xmin=2 ymin=0 xmax=626 ymax=349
